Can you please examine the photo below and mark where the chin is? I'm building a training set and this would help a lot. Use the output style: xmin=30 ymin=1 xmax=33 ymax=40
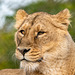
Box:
xmin=20 ymin=60 xmax=39 ymax=72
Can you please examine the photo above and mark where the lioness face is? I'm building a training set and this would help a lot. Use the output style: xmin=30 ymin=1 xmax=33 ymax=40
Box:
xmin=15 ymin=9 xmax=70 ymax=69
xmin=15 ymin=13 xmax=56 ymax=62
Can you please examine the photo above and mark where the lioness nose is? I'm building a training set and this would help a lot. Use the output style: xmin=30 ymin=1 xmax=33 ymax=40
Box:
xmin=17 ymin=47 xmax=31 ymax=56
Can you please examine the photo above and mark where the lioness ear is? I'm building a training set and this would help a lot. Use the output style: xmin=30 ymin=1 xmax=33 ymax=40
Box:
xmin=15 ymin=9 xmax=28 ymax=29
xmin=56 ymin=8 xmax=71 ymax=26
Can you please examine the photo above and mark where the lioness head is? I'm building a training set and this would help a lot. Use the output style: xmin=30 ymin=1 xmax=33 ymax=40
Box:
xmin=15 ymin=9 xmax=71 ymax=71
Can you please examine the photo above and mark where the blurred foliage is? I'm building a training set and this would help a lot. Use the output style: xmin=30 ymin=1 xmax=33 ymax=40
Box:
xmin=0 ymin=31 xmax=19 ymax=69
xmin=0 ymin=0 xmax=75 ymax=69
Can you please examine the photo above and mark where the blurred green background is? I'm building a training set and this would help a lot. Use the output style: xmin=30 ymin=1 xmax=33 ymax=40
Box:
xmin=0 ymin=0 xmax=75 ymax=70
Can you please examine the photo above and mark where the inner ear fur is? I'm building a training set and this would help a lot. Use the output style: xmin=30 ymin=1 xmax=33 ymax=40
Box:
xmin=56 ymin=8 xmax=71 ymax=26
xmin=15 ymin=9 xmax=28 ymax=29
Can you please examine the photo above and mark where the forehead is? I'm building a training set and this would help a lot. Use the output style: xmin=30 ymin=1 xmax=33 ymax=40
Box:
xmin=19 ymin=12 xmax=52 ymax=30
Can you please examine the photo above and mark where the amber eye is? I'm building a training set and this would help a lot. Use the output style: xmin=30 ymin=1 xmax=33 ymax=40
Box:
xmin=37 ymin=31 xmax=45 ymax=35
xmin=19 ymin=30 xmax=25 ymax=35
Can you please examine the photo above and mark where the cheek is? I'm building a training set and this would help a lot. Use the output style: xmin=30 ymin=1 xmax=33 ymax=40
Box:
xmin=39 ymin=36 xmax=51 ymax=45
xmin=38 ymin=36 xmax=55 ymax=53
xmin=15 ymin=49 xmax=23 ymax=60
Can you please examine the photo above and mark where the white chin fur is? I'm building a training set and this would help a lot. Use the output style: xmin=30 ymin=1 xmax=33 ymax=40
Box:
xmin=20 ymin=60 xmax=39 ymax=72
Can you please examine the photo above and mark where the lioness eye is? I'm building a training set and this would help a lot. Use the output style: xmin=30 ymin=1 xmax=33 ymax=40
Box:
xmin=37 ymin=31 xmax=45 ymax=35
xmin=19 ymin=30 xmax=25 ymax=35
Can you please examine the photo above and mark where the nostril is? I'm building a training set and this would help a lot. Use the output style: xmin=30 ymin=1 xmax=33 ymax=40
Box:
xmin=28 ymin=48 xmax=31 ymax=51
xmin=23 ymin=50 xmax=26 ymax=56
xmin=23 ymin=48 xmax=31 ymax=53
xmin=23 ymin=48 xmax=31 ymax=56
xmin=17 ymin=47 xmax=31 ymax=56
xmin=23 ymin=49 xmax=27 ymax=54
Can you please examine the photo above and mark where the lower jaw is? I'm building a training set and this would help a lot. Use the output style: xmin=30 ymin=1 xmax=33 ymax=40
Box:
xmin=20 ymin=60 xmax=39 ymax=72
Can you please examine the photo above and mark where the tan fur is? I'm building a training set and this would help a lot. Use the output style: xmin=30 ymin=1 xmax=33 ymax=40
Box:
xmin=0 ymin=9 xmax=75 ymax=75
xmin=14 ymin=9 xmax=75 ymax=75
xmin=0 ymin=69 xmax=24 ymax=75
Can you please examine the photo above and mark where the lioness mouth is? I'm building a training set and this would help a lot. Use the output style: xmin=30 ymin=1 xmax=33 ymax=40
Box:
xmin=20 ymin=57 xmax=43 ymax=62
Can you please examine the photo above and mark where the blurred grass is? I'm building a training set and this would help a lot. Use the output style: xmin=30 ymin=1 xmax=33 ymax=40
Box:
xmin=0 ymin=32 xmax=19 ymax=69
xmin=0 ymin=0 xmax=75 ymax=69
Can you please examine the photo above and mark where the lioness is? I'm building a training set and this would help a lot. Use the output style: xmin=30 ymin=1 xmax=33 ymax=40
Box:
xmin=15 ymin=9 xmax=75 ymax=75
xmin=0 ymin=9 xmax=75 ymax=75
